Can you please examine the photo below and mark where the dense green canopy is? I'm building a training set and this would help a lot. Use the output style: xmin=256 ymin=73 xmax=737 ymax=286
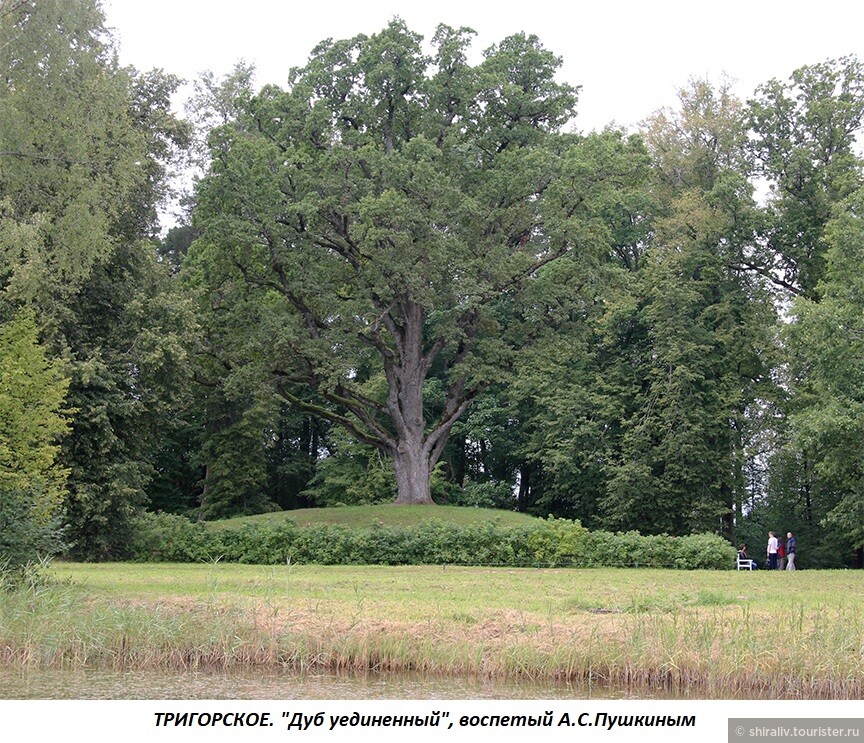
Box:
xmin=3 ymin=1 xmax=864 ymax=566
xmin=189 ymin=21 xmax=635 ymax=505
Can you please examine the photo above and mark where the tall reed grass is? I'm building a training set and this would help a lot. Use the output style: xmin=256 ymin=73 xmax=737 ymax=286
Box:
xmin=2 ymin=565 xmax=862 ymax=699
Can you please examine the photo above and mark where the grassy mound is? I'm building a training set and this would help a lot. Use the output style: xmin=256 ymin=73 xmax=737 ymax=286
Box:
xmin=206 ymin=504 xmax=541 ymax=531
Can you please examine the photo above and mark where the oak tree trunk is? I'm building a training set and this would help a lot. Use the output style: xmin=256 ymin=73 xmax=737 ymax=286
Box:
xmin=392 ymin=446 xmax=433 ymax=505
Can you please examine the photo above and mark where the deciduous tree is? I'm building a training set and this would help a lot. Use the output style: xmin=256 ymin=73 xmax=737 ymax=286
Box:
xmin=190 ymin=21 xmax=621 ymax=504
xmin=748 ymin=56 xmax=864 ymax=298
xmin=0 ymin=310 xmax=70 ymax=569
xmin=0 ymin=0 xmax=193 ymax=556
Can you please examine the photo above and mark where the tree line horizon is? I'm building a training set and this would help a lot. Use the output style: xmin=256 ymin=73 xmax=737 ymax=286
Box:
xmin=3 ymin=0 xmax=864 ymax=568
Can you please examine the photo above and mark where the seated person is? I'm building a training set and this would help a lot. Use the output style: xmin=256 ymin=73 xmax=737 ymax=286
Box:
xmin=737 ymin=544 xmax=757 ymax=569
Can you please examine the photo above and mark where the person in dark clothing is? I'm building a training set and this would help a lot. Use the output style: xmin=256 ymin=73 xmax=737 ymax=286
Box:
xmin=737 ymin=544 xmax=757 ymax=570
xmin=786 ymin=532 xmax=797 ymax=571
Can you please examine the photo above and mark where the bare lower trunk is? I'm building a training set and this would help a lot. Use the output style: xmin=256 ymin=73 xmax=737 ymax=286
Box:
xmin=517 ymin=461 xmax=532 ymax=513
xmin=387 ymin=301 xmax=437 ymax=505
xmin=197 ymin=465 xmax=212 ymax=521
xmin=392 ymin=447 xmax=433 ymax=505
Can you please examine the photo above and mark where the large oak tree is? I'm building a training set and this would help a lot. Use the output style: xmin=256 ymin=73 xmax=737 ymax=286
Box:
xmin=190 ymin=21 xmax=621 ymax=504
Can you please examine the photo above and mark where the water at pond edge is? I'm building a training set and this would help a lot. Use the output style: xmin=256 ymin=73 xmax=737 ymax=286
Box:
xmin=0 ymin=668 xmax=647 ymax=700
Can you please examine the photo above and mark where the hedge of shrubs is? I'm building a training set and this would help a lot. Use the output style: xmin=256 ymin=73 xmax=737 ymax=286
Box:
xmin=128 ymin=512 xmax=737 ymax=570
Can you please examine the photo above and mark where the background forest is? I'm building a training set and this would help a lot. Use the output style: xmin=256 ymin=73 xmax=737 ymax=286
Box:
xmin=3 ymin=0 xmax=864 ymax=568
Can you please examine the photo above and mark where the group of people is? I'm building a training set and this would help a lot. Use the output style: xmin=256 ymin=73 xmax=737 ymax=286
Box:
xmin=737 ymin=531 xmax=797 ymax=570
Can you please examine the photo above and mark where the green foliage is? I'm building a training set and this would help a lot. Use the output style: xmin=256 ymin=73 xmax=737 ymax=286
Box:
xmin=193 ymin=391 xmax=277 ymax=520
xmin=0 ymin=0 xmax=195 ymax=557
xmin=525 ymin=517 xmax=589 ymax=566
xmin=129 ymin=512 xmax=222 ymax=563
xmin=779 ymin=185 xmax=864 ymax=554
xmin=128 ymin=512 xmax=733 ymax=569
xmin=302 ymin=435 xmax=397 ymax=507
xmin=448 ymin=480 xmax=515 ymax=510
xmin=580 ymin=531 xmax=735 ymax=570
xmin=740 ymin=58 xmax=864 ymax=564
xmin=594 ymin=79 xmax=776 ymax=539
xmin=0 ymin=311 xmax=70 ymax=570
xmin=303 ymin=434 xmax=464 ymax=507
xmin=4 ymin=4 xmax=864 ymax=566
xmin=748 ymin=56 xmax=864 ymax=297
xmin=187 ymin=20 xmax=626 ymax=506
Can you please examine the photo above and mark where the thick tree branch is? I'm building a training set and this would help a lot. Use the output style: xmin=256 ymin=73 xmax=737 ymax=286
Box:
xmin=425 ymin=384 xmax=483 ymax=464
xmin=275 ymin=384 xmax=395 ymax=451
xmin=729 ymin=259 xmax=801 ymax=295
xmin=326 ymin=384 xmax=396 ymax=447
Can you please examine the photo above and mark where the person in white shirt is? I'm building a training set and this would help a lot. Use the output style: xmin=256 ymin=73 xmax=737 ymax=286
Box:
xmin=767 ymin=531 xmax=779 ymax=570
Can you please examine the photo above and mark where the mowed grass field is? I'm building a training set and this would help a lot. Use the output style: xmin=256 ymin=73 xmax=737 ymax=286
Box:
xmin=3 ymin=561 xmax=862 ymax=699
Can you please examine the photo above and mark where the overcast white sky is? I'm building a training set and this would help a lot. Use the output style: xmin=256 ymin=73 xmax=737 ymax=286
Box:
xmin=103 ymin=0 xmax=864 ymax=133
